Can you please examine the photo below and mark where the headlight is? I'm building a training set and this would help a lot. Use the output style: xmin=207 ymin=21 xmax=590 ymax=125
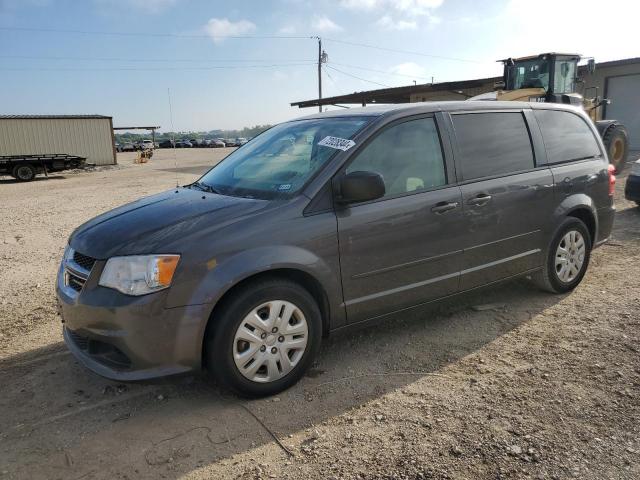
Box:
xmin=99 ymin=255 xmax=180 ymax=296
xmin=631 ymin=161 xmax=640 ymax=176
xmin=63 ymin=245 xmax=74 ymax=264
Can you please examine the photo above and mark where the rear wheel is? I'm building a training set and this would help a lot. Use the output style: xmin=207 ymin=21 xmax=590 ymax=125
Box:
xmin=205 ymin=279 xmax=322 ymax=397
xmin=533 ymin=218 xmax=592 ymax=294
xmin=12 ymin=164 xmax=36 ymax=182
xmin=602 ymin=123 xmax=629 ymax=173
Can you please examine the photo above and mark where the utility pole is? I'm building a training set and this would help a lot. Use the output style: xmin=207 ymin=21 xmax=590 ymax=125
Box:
xmin=317 ymin=37 xmax=322 ymax=113
xmin=316 ymin=37 xmax=328 ymax=113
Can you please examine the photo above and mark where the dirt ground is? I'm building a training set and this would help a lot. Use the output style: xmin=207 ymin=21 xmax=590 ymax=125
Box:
xmin=0 ymin=148 xmax=639 ymax=480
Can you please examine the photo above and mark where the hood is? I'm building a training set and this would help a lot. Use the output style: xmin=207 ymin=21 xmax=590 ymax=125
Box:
xmin=70 ymin=188 xmax=269 ymax=258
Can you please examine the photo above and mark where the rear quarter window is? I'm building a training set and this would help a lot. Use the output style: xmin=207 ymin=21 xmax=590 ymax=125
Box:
xmin=452 ymin=112 xmax=535 ymax=181
xmin=534 ymin=109 xmax=601 ymax=163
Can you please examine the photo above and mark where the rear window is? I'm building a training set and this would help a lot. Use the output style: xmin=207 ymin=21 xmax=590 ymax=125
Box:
xmin=452 ymin=112 xmax=535 ymax=181
xmin=534 ymin=109 xmax=601 ymax=163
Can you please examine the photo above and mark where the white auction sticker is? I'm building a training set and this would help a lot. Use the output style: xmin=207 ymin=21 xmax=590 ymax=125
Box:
xmin=317 ymin=136 xmax=356 ymax=151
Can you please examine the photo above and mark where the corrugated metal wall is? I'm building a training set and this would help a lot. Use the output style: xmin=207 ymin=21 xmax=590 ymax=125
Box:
xmin=0 ymin=117 xmax=116 ymax=165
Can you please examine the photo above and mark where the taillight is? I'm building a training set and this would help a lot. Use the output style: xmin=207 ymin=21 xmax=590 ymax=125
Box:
xmin=608 ymin=164 xmax=616 ymax=196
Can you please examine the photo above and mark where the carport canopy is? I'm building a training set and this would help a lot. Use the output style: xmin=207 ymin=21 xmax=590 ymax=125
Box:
xmin=290 ymin=76 xmax=500 ymax=109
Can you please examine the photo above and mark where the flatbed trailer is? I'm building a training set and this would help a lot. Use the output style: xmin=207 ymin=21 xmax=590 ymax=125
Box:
xmin=0 ymin=154 xmax=86 ymax=182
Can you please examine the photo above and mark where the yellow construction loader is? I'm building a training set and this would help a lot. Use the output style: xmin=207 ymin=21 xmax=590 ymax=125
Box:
xmin=490 ymin=53 xmax=629 ymax=172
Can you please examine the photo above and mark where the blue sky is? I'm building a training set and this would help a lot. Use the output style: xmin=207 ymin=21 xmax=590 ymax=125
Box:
xmin=0 ymin=0 xmax=638 ymax=131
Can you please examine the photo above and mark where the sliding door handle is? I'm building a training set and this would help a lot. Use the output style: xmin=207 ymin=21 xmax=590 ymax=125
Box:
xmin=467 ymin=194 xmax=492 ymax=206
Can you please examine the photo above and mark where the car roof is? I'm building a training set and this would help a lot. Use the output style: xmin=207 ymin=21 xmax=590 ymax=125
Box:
xmin=293 ymin=100 xmax=584 ymax=121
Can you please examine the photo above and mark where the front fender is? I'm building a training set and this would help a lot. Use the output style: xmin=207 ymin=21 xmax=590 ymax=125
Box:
xmin=196 ymin=245 xmax=340 ymax=306
xmin=595 ymin=119 xmax=617 ymax=137
xmin=167 ymin=244 xmax=346 ymax=349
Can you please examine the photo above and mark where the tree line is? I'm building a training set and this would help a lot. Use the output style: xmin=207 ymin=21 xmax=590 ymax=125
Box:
xmin=115 ymin=124 xmax=272 ymax=143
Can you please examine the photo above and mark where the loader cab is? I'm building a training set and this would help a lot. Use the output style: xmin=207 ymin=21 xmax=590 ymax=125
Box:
xmin=502 ymin=53 xmax=582 ymax=105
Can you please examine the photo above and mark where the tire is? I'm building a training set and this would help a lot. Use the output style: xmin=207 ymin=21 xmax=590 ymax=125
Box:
xmin=205 ymin=279 xmax=322 ymax=397
xmin=602 ymin=123 xmax=629 ymax=174
xmin=12 ymin=164 xmax=36 ymax=182
xmin=533 ymin=218 xmax=592 ymax=294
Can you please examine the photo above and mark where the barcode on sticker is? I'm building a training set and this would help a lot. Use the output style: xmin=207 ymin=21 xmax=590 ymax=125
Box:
xmin=317 ymin=136 xmax=356 ymax=151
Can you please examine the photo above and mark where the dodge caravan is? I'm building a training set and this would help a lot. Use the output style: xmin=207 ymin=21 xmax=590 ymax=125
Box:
xmin=57 ymin=101 xmax=615 ymax=396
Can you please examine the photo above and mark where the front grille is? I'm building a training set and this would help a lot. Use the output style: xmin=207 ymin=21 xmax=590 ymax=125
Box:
xmin=68 ymin=329 xmax=89 ymax=349
xmin=73 ymin=251 xmax=96 ymax=271
xmin=67 ymin=271 xmax=86 ymax=292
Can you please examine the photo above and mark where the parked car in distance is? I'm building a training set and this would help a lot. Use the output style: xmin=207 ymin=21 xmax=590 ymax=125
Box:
xmin=175 ymin=140 xmax=192 ymax=148
xmin=212 ymin=139 xmax=225 ymax=148
xmin=137 ymin=140 xmax=154 ymax=151
xmin=624 ymin=159 xmax=640 ymax=207
xmin=159 ymin=139 xmax=175 ymax=148
xmin=115 ymin=143 xmax=123 ymax=152
xmin=235 ymin=137 xmax=248 ymax=146
xmin=57 ymin=101 xmax=615 ymax=397
xmin=224 ymin=138 xmax=237 ymax=147
xmin=121 ymin=142 xmax=135 ymax=152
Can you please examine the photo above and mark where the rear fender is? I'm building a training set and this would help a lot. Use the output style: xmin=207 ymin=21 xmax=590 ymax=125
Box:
xmin=552 ymin=194 xmax=598 ymax=244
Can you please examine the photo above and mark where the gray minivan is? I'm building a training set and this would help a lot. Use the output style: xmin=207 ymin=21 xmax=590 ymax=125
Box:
xmin=57 ymin=101 xmax=616 ymax=396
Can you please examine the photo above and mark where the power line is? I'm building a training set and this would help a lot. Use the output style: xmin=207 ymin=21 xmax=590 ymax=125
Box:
xmin=0 ymin=63 xmax=315 ymax=72
xmin=0 ymin=26 xmax=311 ymax=39
xmin=0 ymin=54 xmax=314 ymax=63
xmin=325 ymin=65 xmax=392 ymax=88
xmin=330 ymin=61 xmax=432 ymax=81
xmin=324 ymin=38 xmax=485 ymax=64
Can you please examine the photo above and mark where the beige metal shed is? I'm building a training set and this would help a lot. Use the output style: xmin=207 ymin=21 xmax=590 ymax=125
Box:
xmin=0 ymin=115 xmax=116 ymax=166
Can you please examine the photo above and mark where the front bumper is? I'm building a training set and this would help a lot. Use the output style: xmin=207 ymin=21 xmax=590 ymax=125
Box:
xmin=57 ymin=260 xmax=210 ymax=381
xmin=625 ymin=174 xmax=640 ymax=202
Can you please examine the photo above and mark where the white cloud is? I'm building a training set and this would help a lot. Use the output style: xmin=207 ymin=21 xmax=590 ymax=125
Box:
xmin=340 ymin=0 xmax=379 ymax=10
xmin=390 ymin=62 xmax=428 ymax=79
xmin=278 ymin=25 xmax=297 ymax=34
xmin=204 ymin=18 xmax=256 ymax=44
xmin=393 ymin=0 xmax=443 ymax=15
xmin=311 ymin=15 xmax=343 ymax=32
xmin=499 ymin=0 xmax=640 ymax=61
xmin=341 ymin=0 xmax=443 ymax=15
xmin=375 ymin=15 xmax=417 ymax=30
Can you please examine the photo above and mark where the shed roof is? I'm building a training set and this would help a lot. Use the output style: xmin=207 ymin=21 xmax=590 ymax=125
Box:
xmin=0 ymin=114 xmax=111 ymax=120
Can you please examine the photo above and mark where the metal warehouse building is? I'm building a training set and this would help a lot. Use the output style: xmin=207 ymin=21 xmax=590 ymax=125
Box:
xmin=0 ymin=115 xmax=116 ymax=166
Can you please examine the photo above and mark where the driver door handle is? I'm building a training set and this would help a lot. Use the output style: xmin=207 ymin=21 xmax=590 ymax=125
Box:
xmin=467 ymin=194 xmax=492 ymax=206
xmin=431 ymin=201 xmax=459 ymax=214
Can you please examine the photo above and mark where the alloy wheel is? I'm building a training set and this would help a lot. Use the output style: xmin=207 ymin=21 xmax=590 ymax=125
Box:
xmin=555 ymin=230 xmax=586 ymax=283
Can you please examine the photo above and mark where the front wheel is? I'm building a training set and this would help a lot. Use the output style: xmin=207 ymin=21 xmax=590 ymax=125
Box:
xmin=533 ymin=218 xmax=592 ymax=294
xmin=205 ymin=279 xmax=322 ymax=397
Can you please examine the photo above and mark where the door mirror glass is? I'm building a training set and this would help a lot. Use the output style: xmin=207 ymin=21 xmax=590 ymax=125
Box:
xmin=338 ymin=171 xmax=385 ymax=204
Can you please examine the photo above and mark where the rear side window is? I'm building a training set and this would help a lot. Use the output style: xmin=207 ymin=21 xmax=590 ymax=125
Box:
xmin=534 ymin=109 xmax=601 ymax=163
xmin=452 ymin=112 xmax=535 ymax=181
xmin=346 ymin=117 xmax=446 ymax=198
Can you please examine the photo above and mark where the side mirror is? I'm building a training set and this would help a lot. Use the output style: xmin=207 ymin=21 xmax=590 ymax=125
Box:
xmin=336 ymin=171 xmax=385 ymax=204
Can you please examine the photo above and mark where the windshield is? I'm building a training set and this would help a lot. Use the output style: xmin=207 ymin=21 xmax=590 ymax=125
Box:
xmin=198 ymin=117 xmax=371 ymax=199
xmin=509 ymin=59 xmax=550 ymax=91
xmin=553 ymin=59 xmax=576 ymax=94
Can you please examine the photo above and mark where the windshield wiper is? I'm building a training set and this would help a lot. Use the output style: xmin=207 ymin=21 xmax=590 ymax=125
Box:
xmin=190 ymin=181 xmax=222 ymax=195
